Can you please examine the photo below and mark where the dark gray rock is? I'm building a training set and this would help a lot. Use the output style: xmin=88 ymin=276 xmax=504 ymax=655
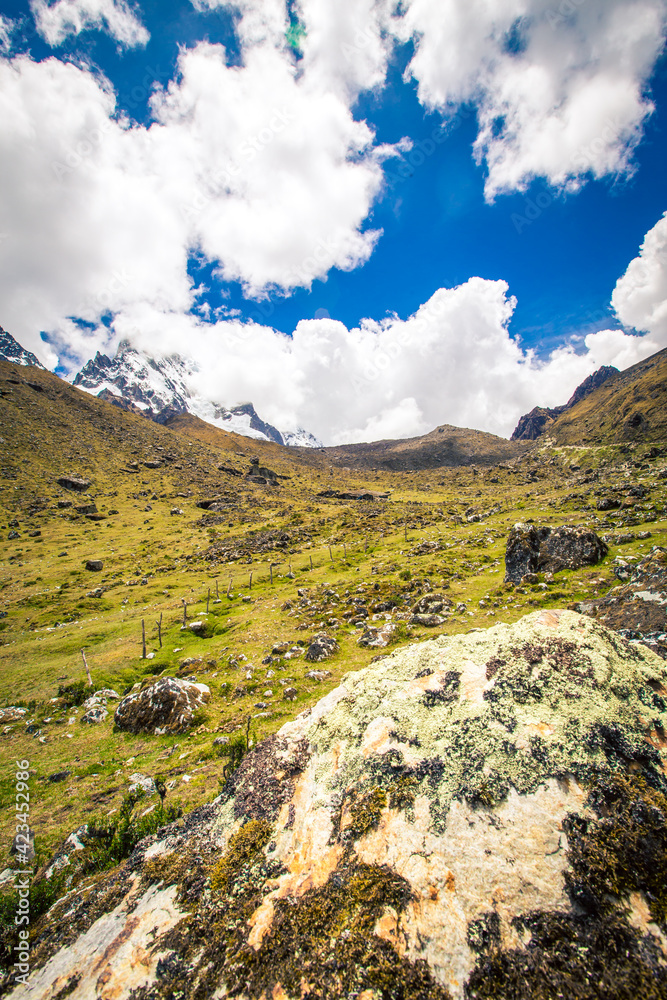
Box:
xmin=85 ymin=560 xmax=104 ymax=572
xmin=305 ymin=633 xmax=339 ymax=662
xmin=504 ymin=523 xmax=608 ymax=583
xmin=57 ymin=476 xmax=91 ymax=492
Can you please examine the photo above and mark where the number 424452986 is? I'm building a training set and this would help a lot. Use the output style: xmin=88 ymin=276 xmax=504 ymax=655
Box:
xmin=14 ymin=761 xmax=31 ymax=864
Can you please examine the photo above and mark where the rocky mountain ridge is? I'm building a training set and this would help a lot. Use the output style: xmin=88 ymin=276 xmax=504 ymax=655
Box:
xmin=511 ymin=365 xmax=619 ymax=441
xmin=0 ymin=327 xmax=45 ymax=370
xmin=72 ymin=340 xmax=321 ymax=447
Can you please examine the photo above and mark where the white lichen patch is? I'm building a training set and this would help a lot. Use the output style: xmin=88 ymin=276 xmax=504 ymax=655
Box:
xmin=8 ymin=883 xmax=183 ymax=1000
xmin=292 ymin=611 xmax=667 ymax=829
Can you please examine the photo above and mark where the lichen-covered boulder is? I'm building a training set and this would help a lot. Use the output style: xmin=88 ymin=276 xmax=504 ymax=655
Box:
xmin=505 ymin=523 xmax=608 ymax=583
xmin=12 ymin=611 xmax=667 ymax=1000
xmin=113 ymin=678 xmax=210 ymax=735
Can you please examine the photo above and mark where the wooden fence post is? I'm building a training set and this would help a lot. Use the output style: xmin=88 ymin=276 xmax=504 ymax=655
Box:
xmin=156 ymin=612 xmax=163 ymax=648
xmin=81 ymin=648 xmax=93 ymax=687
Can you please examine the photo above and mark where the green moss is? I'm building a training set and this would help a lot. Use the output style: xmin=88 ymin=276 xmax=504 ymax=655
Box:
xmin=210 ymin=818 xmax=272 ymax=894
xmin=227 ymin=862 xmax=451 ymax=1000
xmin=347 ymin=786 xmax=387 ymax=839
xmin=564 ymin=774 xmax=667 ymax=925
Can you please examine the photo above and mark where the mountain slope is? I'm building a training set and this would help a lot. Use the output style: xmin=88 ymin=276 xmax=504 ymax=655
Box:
xmin=547 ymin=346 xmax=667 ymax=445
xmin=293 ymin=422 xmax=533 ymax=470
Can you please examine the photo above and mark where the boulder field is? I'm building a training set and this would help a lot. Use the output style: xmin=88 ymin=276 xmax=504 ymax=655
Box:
xmin=10 ymin=610 xmax=667 ymax=1000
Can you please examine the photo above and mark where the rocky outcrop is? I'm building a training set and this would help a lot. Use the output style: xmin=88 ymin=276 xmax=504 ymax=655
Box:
xmin=113 ymin=678 xmax=210 ymax=735
xmin=14 ymin=611 xmax=667 ymax=1000
xmin=511 ymin=366 xmax=618 ymax=441
xmin=511 ymin=405 xmax=564 ymax=441
xmin=246 ymin=457 xmax=279 ymax=486
xmin=504 ymin=523 xmax=608 ymax=583
xmin=304 ymin=633 xmax=339 ymax=662
xmin=56 ymin=476 xmax=91 ymax=492
xmin=573 ymin=545 xmax=667 ymax=660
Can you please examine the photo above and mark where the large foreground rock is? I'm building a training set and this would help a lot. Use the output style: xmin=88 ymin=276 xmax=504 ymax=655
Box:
xmin=10 ymin=611 xmax=667 ymax=1000
xmin=113 ymin=678 xmax=210 ymax=735
xmin=505 ymin=523 xmax=608 ymax=583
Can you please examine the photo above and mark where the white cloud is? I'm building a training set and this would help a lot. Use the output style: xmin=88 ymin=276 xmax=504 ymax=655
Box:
xmin=0 ymin=56 xmax=192 ymax=364
xmin=30 ymin=0 xmax=149 ymax=48
xmin=612 ymin=210 xmax=667 ymax=346
xmin=0 ymin=16 xmax=17 ymax=54
xmin=69 ymin=272 xmax=660 ymax=446
xmin=0 ymin=30 xmax=401 ymax=357
xmin=297 ymin=0 xmax=396 ymax=101
xmin=151 ymin=40 xmax=389 ymax=295
xmin=395 ymin=0 xmax=667 ymax=199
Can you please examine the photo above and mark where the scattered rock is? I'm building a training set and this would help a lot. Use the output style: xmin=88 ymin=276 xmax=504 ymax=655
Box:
xmin=597 ymin=497 xmax=621 ymax=511
xmin=305 ymin=670 xmax=332 ymax=682
xmin=412 ymin=593 xmax=452 ymax=615
xmin=114 ymin=678 xmax=210 ymax=735
xmin=504 ymin=523 xmax=607 ymax=584
xmin=75 ymin=503 xmax=97 ymax=515
xmin=304 ymin=634 xmax=339 ymax=662
xmin=128 ymin=773 xmax=156 ymax=795
xmin=81 ymin=706 xmax=108 ymax=725
xmin=0 ymin=707 xmax=27 ymax=724
xmin=410 ymin=613 xmax=446 ymax=627
xmin=56 ymin=476 xmax=91 ymax=492
xmin=47 ymin=771 xmax=70 ymax=783
xmin=283 ymin=687 xmax=298 ymax=701
xmin=85 ymin=560 xmax=104 ymax=572
xmin=357 ymin=623 xmax=396 ymax=648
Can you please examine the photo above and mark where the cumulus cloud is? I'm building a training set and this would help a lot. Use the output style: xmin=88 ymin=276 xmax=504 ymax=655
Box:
xmin=63 ymin=270 xmax=660 ymax=445
xmin=0 ymin=56 xmax=192 ymax=365
xmin=151 ymin=40 xmax=390 ymax=295
xmin=0 ymin=25 xmax=400 ymax=355
xmin=395 ymin=0 xmax=667 ymax=198
xmin=612 ymin=210 xmax=667 ymax=345
xmin=30 ymin=0 xmax=149 ymax=48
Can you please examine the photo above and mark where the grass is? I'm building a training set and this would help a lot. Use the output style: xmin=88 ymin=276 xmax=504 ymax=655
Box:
xmin=0 ymin=359 xmax=665 ymax=871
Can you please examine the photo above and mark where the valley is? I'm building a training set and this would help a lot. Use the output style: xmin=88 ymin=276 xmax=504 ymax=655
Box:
xmin=0 ymin=352 xmax=665 ymax=878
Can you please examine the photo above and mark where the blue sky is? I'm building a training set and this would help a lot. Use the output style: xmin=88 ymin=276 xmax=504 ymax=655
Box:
xmin=0 ymin=0 xmax=666 ymax=442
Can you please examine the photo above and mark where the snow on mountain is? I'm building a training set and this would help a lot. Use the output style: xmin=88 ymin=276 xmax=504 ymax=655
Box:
xmin=282 ymin=428 xmax=323 ymax=448
xmin=0 ymin=327 xmax=45 ymax=369
xmin=72 ymin=341 xmax=322 ymax=447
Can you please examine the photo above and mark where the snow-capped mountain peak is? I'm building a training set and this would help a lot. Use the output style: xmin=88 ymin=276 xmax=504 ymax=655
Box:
xmin=72 ymin=341 xmax=322 ymax=447
xmin=0 ymin=327 xmax=45 ymax=369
